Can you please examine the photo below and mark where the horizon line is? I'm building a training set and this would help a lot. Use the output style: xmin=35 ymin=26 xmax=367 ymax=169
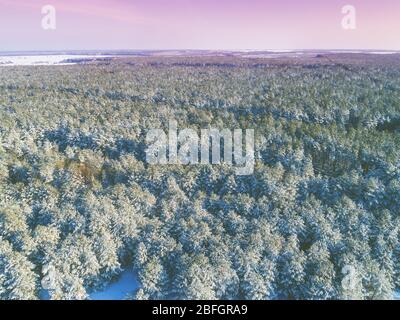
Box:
xmin=1 ymin=48 xmax=400 ymax=54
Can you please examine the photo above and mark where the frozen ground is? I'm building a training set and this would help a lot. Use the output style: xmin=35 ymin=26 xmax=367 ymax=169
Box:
xmin=0 ymin=55 xmax=113 ymax=66
xmin=1 ymin=51 xmax=398 ymax=66
xmin=89 ymin=271 xmax=140 ymax=300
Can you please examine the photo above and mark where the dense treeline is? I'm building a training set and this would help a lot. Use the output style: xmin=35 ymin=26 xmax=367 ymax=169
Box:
xmin=0 ymin=55 xmax=399 ymax=300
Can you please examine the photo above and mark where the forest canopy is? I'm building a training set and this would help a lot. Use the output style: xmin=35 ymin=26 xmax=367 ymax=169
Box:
xmin=0 ymin=54 xmax=399 ymax=300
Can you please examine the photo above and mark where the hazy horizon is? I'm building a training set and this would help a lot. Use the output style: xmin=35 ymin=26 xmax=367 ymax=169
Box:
xmin=1 ymin=48 xmax=399 ymax=55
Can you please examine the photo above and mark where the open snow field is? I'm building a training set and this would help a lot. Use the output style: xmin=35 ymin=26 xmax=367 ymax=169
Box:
xmin=0 ymin=55 xmax=113 ymax=66
xmin=89 ymin=271 xmax=140 ymax=300
xmin=1 ymin=51 xmax=398 ymax=66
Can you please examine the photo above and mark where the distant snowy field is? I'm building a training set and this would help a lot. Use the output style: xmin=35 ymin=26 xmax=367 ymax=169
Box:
xmin=1 ymin=51 xmax=398 ymax=66
xmin=0 ymin=55 xmax=113 ymax=66
xmin=240 ymin=50 xmax=399 ymax=58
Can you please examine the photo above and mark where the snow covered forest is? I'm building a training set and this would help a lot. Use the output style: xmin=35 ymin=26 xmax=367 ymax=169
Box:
xmin=0 ymin=54 xmax=399 ymax=300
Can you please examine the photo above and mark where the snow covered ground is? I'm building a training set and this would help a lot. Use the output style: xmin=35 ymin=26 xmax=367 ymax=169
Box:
xmin=0 ymin=55 xmax=113 ymax=66
xmin=1 ymin=51 xmax=398 ymax=67
xmin=89 ymin=271 xmax=140 ymax=300
xmin=329 ymin=50 xmax=399 ymax=55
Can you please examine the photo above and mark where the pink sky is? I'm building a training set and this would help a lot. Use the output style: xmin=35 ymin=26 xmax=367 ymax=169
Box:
xmin=0 ymin=0 xmax=399 ymax=51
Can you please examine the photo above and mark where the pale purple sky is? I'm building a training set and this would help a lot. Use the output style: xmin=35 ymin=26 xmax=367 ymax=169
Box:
xmin=0 ymin=0 xmax=399 ymax=51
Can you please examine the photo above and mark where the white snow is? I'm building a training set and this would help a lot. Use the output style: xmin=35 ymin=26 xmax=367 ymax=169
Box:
xmin=367 ymin=51 xmax=399 ymax=55
xmin=89 ymin=271 xmax=140 ymax=300
xmin=0 ymin=55 xmax=112 ymax=66
xmin=329 ymin=50 xmax=399 ymax=55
